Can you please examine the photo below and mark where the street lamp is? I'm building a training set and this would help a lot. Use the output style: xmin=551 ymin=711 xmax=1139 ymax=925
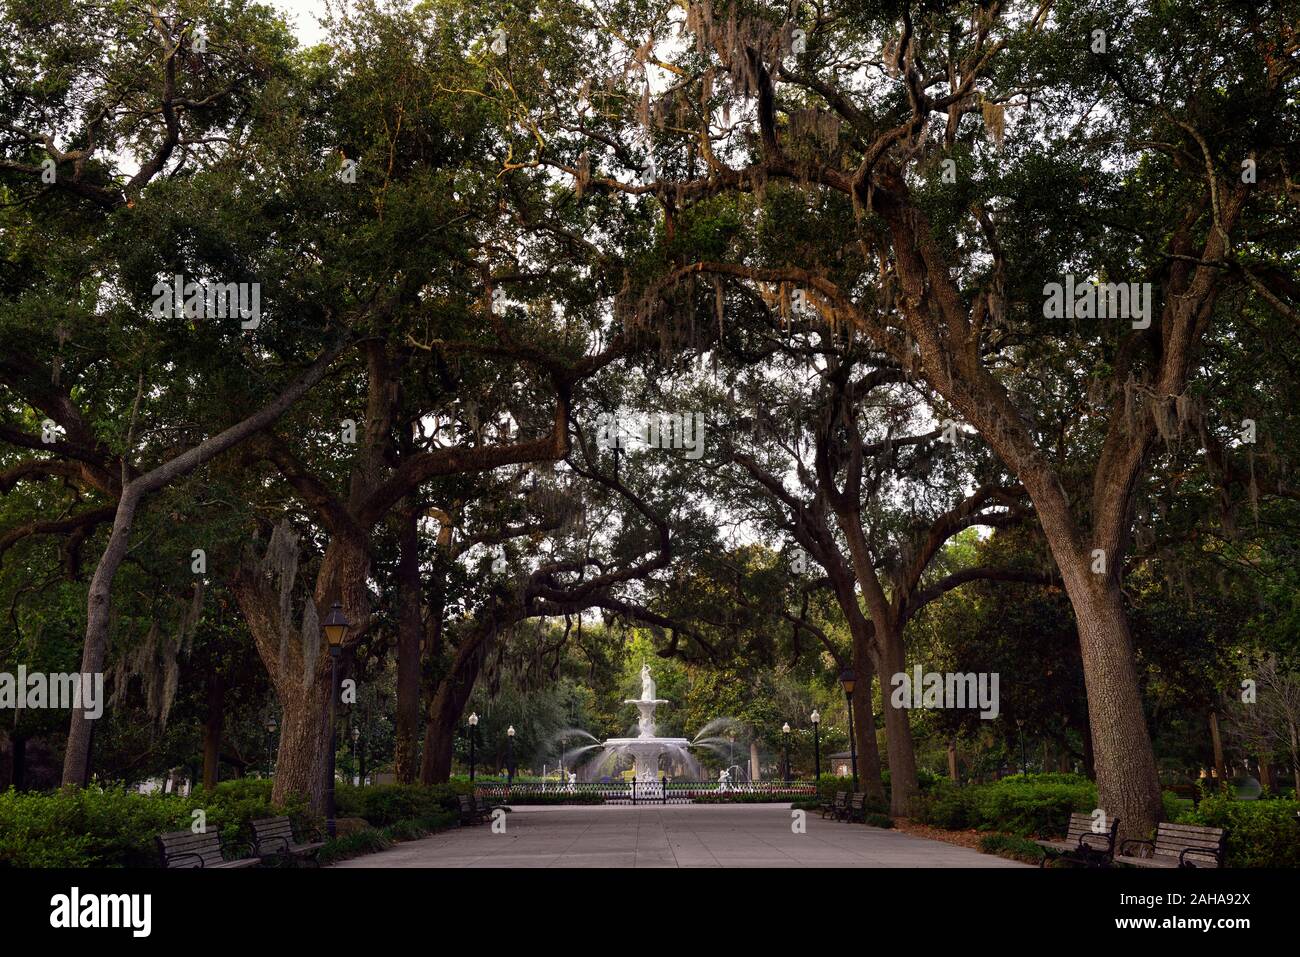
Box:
xmin=468 ymin=712 xmax=479 ymax=782
xmin=728 ymin=731 xmax=735 ymax=772
xmin=322 ymin=601 xmax=351 ymax=837
xmin=840 ymin=668 xmax=858 ymax=791
xmin=507 ymin=725 xmax=516 ymax=788
xmin=782 ymin=722 xmax=791 ymax=783
xmin=810 ymin=709 xmax=821 ymax=781
xmin=351 ymin=726 xmax=360 ymax=786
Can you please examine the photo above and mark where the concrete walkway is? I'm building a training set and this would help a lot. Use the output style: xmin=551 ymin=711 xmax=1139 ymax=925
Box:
xmin=331 ymin=803 xmax=1028 ymax=868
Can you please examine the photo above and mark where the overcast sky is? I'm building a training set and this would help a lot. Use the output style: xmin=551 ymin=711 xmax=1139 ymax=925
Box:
xmin=266 ymin=0 xmax=330 ymax=45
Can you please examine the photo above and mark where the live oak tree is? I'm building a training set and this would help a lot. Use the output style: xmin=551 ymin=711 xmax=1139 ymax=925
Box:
xmin=511 ymin=0 xmax=1298 ymax=840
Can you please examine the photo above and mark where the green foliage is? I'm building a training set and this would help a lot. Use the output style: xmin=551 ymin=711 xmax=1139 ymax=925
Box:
xmin=192 ymin=778 xmax=317 ymax=845
xmin=915 ymin=784 xmax=978 ymax=830
xmin=915 ymin=774 xmax=1096 ymax=835
xmin=0 ymin=780 xmax=317 ymax=868
xmin=978 ymin=833 xmax=1046 ymax=865
xmin=0 ymin=786 xmax=192 ymax=867
xmin=691 ymin=791 xmax=808 ymax=804
xmin=1177 ymin=794 xmax=1300 ymax=868
xmin=317 ymin=828 xmax=392 ymax=866
xmin=862 ymin=813 xmax=893 ymax=829
xmin=495 ymin=792 xmax=603 ymax=805
xmin=317 ymin=808 xmax=460 ymax=865
xmin=334 ymin=782 xmax=471 ymax=826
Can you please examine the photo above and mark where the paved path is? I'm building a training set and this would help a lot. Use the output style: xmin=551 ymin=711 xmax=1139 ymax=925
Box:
xmin=331 ymin=803 xmax=1027 ymax=868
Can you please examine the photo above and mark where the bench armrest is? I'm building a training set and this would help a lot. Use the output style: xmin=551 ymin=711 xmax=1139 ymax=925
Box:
xmin=255 ymin=835 xmax=292 ymax=856
xmin=1178 ymin=846 xmax=1222 ymax=867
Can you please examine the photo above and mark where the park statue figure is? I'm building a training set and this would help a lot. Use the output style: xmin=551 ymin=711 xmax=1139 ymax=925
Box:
xmin=640 ymin=662 xmax=656 ymax=701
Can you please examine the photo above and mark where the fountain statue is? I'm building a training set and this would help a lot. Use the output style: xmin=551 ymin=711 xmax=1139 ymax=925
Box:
xmin=594 ymin=662 xmax=693 ymax=798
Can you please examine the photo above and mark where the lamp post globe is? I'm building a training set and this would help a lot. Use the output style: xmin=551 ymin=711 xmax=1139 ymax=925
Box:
xmin=507 ymin=725 xmax=516 ymax=787
xmin=468 ymin=712 xmax=479 ymax=781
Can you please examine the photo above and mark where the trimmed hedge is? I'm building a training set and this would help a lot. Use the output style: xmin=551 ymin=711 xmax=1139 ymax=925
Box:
xmin=1174 ymin=794 xmax=1300 ymax=868
xmin=0 ymin=780 xmax=318 ymax=868
xmin=492 ymin=791 xmax=604 ymax=805
xmin=916 ymin=774 xmax=1300 ymax=868
xmin=334 ymin=781 xmax=472 ymax=825
xmin=915 ymin=774 xmax=1096 ymax=835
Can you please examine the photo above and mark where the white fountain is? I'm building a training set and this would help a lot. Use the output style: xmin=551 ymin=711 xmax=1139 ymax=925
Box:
xmin=598 ymin=663 xmax=692 ymax=798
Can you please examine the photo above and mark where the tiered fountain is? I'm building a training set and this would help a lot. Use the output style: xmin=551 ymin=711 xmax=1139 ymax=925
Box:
xmin=597 ymin=663 xmax=693 ymax=798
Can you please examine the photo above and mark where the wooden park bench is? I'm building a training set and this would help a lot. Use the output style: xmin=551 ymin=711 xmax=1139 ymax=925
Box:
xmin=459 ymin=793 xmax=489 ymax=825
xmin=1034 ymin=812 xmax=1119 ymax=867
xmin=1116 ymin=823 xmax=1226 ymax=868
xmin=474 ymin=793 xmax=505 ymax=819
xmin=251 ymin=816 xmax=326 ymax=867
xmin=821 ymin=791 xmax=847 ymax=820
xmin=842 ymin=792 xmax=867 ymax=823
xmin=157 ymin=828 xmax=259 ymax=869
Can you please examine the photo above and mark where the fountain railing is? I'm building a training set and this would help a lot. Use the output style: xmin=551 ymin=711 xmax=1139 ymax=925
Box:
xmin=472 ymin=780 xmax=818 ymax=805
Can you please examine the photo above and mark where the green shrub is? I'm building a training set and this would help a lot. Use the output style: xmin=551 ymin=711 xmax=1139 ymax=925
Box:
xmin=317 ymin=828 xmax=391 ymax=865
xmin=0 ymin=786 xmax=194 ymax=868
xmin=978 ymin=833 xmax=1046 ymax=864
xmin=494 ymin=791 xmax=604 ymax=805
xmin=967 ymin=775 xmax=1096 ymax=836
xmin=0 ymin=780 xmax=324 ymax=868
xmin=691 ymin=791 xmax=808 ymax=804
xmin=192 ymin=778 xmax=318 ymax=846
xmin=1177 ymin=794 xmax=1300 ymax=868
xmin=862 ymin=813 xmax=893 ymax=829
xmin=912 ymin=774 xmax=1096 ymax=835
xmin=336 ymin=782 xmax=470 ymax=826
xmin=915 ymin=784 xmax=977 ymax=829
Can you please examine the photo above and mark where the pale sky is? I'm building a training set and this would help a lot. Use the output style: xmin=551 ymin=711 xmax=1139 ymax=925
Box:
xmin=266 ymin=0 xmax=330 ymax=45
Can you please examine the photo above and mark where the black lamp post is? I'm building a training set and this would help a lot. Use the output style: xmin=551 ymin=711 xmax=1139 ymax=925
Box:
xmin=782 ymin=722 xmax=792 ymax=783
xmin=811 ymin=709 xmax=821 ymax=781
xmin=507 ymin=725 xmax=516 ymax=788
xmin=728 ymin=732 xmax=735 ymax=772
xmin=840 ymin=668 xmax=858 ymax=791
xmin=350 ymin=726 xmax=360 ymax=785
xmin=468 ymin=711 xmax=478 ymax=781
xmin=322 ymin=601 xmax=351 ymax=838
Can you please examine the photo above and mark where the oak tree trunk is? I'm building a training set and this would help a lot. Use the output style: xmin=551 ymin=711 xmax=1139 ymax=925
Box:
xmin=1057 ymin=559 xmax=1162 ymax=842
xmin=849 ymin=638 xmax=885 ymax=803
xmin=877 ymin=622 xmax=921 ymax=816
xmin=394 ymin=507 xmax=421 ymax=783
